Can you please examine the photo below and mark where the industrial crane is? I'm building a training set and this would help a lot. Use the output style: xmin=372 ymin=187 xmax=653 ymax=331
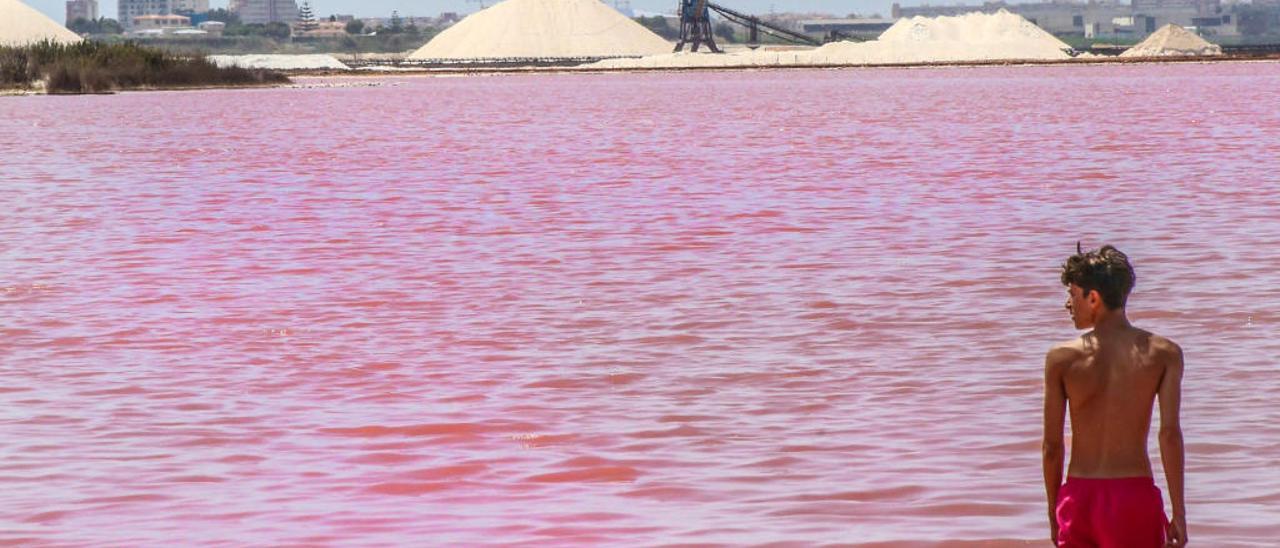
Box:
xmin=674 ymin=0 xmax=828 ymax=53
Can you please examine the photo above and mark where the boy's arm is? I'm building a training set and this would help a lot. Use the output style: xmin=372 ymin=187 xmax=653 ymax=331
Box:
xmin=1042 ymin=347 xmax=1069 ymax=543
xmin=1158 ymin=341 xmax=1187 ymax=545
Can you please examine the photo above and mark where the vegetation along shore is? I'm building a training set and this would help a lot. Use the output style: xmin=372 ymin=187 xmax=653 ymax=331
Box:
xmin=0 ymin=40 xmax=288 ymax=94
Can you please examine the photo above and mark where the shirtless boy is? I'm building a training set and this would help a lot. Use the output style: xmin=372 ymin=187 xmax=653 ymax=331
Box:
xmin=1043 ymin=245 xmax=1187 ymax=547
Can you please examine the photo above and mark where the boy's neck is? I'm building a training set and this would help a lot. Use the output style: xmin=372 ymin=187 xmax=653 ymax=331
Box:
xmin=1091 ymin=308 xmax=1131 ymax=332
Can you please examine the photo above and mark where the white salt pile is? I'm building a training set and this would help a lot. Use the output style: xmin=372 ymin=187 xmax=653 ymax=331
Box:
xmin=408 ymin=0 xmax=671 ymax=60
xmin=588 ymin=10 xmax=1071 ymax=69
xmin=1120 ymin=24 xmax=1222 ymax=58
xmin=0 ymin=0 xmax=82 ymax=46
xmin=815 ymin=9 xmax=1072 ymax=63
xmin=208 ymin=54 xmax=350 ymax=71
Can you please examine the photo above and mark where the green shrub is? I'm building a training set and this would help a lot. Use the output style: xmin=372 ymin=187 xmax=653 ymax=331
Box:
xmin=0 ymin=48 xmax=34 ymax=86
xmin=0 ymin=39 xmax=289 ymax=93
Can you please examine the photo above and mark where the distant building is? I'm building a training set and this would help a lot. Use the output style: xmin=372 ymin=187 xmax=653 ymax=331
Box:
xmin=359 ymin=14 xmax=443 ymax=32
xmin=198 ymin=20 xmax=225 ymax=36
xmin=171 ymin=0 xmax=209 ymax=14
xmin=1131 ymin=0 xmax=1202 ymax=9
xmin=230 ymin=0 xmax=299 ymax=25
xmin=799 ymin=18 xmax=896 ymax=40
xmin=119 ymin=0 xmax=170 ymax=29
xmin=132 ymin=13 xmax=191 ymax=31
xmin=436 ymin=12 xmax=461 ymax=27
xmin=890 ymin=1 xmax=1239 ymax=38
xmin=294 ymin=20 xmax=346 ymax=37
xmin=65 ymin=0 xmax=98 ymax=24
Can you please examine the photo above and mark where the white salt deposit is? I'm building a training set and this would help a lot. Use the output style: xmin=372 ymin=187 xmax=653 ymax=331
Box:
xmin=819 ymin=9 xmax=1072 ymax=63
xmin=408 ymin=0 xmax=671 ymax=60
xmin=1120 ymin=24 xmax=1222 ymax=58
xmin=354 ymin=65 xmax=422 ymax=72
xmin=0 ymin=0 xmax=82 ymax=46
xmin=208 ymin=54 xmax=350 ymax=71
xmin=588 ymin=10 xmax=1071 ymax=69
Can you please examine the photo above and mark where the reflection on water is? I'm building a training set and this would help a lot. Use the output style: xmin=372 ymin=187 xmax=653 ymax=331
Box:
xmin=2 ymin=63 xmax=1279 ymax=545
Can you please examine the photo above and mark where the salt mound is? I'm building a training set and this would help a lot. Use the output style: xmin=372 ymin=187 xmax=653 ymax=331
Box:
xmin=408 ymin=0 xmax=672 ymax=60
xmin=208 ymin=54 xmax=350 ymax=70
xmin=840 ymin=9 xmax=1071 ymax=63
xmin=1120 ymin=24 xmax=1221 ymax=57
xmin=588 ymin=10 xmax=1070 ymax=69
xmin=0 ymin=0 xmax=82 ymax=46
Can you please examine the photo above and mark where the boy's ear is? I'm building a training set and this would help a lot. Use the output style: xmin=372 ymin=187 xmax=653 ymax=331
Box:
xmin=1086 ymin=289 xmax=1101 ymax=308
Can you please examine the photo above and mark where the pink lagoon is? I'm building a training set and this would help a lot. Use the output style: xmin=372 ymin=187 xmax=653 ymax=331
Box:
xmin=2 ymin=63 xmax=1279 ymax=545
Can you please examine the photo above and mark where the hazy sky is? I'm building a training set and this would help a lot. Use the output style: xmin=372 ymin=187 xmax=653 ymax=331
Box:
xmin=31 ymin=0 xmax=913 ymax=26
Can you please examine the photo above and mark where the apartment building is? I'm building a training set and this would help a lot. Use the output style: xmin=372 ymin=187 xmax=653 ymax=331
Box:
xmin=230 ymin=0 xmax=299 ymax=25
xmin=65 ymin=0 xmax=98 ymax=24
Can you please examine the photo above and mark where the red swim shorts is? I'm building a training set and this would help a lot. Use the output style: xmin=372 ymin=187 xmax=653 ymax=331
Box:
xmin=1056 ymin=476 xmax=1168 ymax=548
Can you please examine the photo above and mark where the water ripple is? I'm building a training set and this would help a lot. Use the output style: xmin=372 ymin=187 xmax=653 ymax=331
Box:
xmin=1 ymin=63 xmax=1279 ymax=544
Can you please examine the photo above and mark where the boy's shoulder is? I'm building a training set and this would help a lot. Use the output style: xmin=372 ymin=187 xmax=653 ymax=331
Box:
xmin=1049 ymin=334 xmax=1092 ymax=354
xmin=1045 ymin=337 xmax=1087 ymax=370
xmin=1130 ymin=326 xmax=1183 ymax=361
xmin=1147 ymin=332 xmax=1184 ymax=363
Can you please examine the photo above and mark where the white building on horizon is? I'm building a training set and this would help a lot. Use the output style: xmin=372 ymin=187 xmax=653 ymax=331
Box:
xmin=230 ymin=0 xmax=299 ymax=25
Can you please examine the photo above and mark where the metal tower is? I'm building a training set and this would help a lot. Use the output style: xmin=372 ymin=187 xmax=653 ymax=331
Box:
xmin=674 ymin=0 xmax=720 ymax=53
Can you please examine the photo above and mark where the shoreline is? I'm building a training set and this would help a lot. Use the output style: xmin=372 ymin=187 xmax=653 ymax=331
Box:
xmin=5 ymin=53 xmax=1277 ymax=95
xmin=305 ymin=52 xmax=1280 ymax=77
xmin=1 ymin=80 xmax=290 ymax=96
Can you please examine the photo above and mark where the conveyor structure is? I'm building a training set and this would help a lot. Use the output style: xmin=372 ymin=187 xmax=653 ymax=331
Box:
xmin=674 ymin=0 xmax=833 ymax=53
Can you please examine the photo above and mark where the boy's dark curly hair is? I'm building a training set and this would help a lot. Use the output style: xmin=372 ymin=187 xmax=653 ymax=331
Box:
xmin=1061 ymin=244 xmax=1136 ymax=310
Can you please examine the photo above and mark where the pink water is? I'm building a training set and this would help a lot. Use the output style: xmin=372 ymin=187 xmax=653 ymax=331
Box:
xmin=3 ymin=63 xmax=1280 ymax=545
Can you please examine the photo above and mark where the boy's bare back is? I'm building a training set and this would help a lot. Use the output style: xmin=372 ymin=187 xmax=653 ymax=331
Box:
xmin=1046 ymin=326 xmax=1183 ymax=479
